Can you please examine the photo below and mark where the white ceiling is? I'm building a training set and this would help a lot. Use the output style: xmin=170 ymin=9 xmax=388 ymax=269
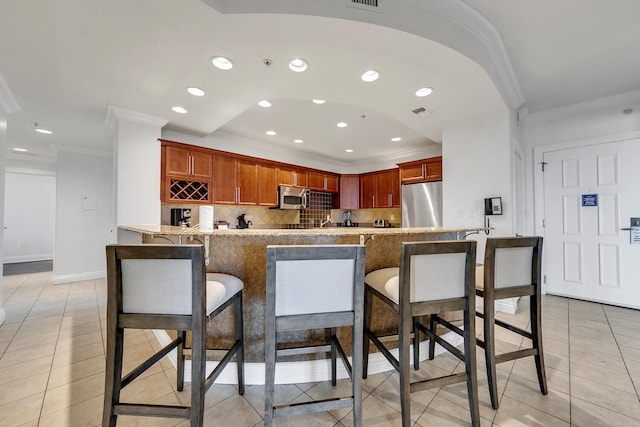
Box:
xmin=1 ymin=0 xmax=639 ymax=167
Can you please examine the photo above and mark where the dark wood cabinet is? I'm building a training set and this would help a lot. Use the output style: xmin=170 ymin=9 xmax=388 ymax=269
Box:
xmin=360 ymin=169 xmax=400 ymax=208
xmin=212 ymin=156 xmax=258 ymax=205
xmin=309 ymin=172 xmax=339 ymax=193
xmin=212 ymin=155 xmax=237 ymax=204
xmin=165 ymin=145 xmax=212 ymax=179
xmin=257 ymin=164 xmax=278 ymax=206
xmin=398 ymin=156 xmax=442 ymax=183
xmin=161 ymin=141 xmax=213 ymax=204
xmin=277 ymin=167 xmax=308 ymax=188
xmin=339 ymin=175 xmax=359 ymax=209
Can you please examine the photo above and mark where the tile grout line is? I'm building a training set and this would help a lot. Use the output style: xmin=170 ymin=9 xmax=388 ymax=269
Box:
xmin=603 ymin=303 xmax=640 ymax=406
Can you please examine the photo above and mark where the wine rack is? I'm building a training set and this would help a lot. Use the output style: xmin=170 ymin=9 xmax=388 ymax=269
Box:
xmin=169 ymin=179 xmax=210 ymax=202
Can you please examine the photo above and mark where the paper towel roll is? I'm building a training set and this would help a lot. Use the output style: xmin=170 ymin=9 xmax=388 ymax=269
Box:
xmin=199 ymin=205 xmax=214 ymax=230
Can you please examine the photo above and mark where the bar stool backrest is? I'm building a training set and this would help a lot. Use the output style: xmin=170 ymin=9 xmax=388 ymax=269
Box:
xmin=109 ymin=244 xmax=205 ymax=319
xmin=408 ymin=251 xmax=469 ymax=302
xmin=274 ymin=256 xmax=355 ymax=316
xmin=493 ymin=246 xmax=534 ymax=289
xmin=121 ymin=258 xmax=194 ymax=315
xmin=484 ymin=237 xmax=542 ymax=291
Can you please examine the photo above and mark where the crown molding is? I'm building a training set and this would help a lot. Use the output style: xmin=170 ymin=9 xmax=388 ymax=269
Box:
xmin=106 ymin=105 xmax=168 ymax=129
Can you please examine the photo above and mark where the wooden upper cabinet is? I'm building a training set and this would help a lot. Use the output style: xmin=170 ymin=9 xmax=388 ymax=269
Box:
xmin=165 ymin=145 xmax=212 ymax=179
xmin=340 ymin=175 xmax=359 ymax=209
xmin=236 ymin=160 xmax=258 ymax=205
xmin=309 ymin=172 xmax=339 ymax=192
xmin=212 ymin=155 xmax=237 ymax=204
xmin=212 ymin=156 xmax=258 ymax=205
xmin=424 ymin=157 xmax=443 ymax=181
xmin=360 ymin=169 xmax=400 ymax=208
xmin=257 ymin=164 xmax=278 ymax=206
xmin=277 ymin=167 xmax=308 ymax=188
xmin=359 ymin=174 xmax=376 ymax=209
xmin=398 ymin=156 xmax=442 ymax=183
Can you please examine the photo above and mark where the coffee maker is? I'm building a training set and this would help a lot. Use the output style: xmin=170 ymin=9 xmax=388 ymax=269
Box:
xmin=171 ymin=208 xmax=191 ymax=227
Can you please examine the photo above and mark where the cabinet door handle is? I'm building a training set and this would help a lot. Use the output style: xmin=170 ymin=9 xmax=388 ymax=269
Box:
xmin=388 ymin=194 xmax=392 ymax=206
xmin=236 ymin=187 xmax=240 ymax=202
xmin=190 ymin=156 xmax=194 ymax=175
xmin=323 ymin=177 xmax=327 ymax=190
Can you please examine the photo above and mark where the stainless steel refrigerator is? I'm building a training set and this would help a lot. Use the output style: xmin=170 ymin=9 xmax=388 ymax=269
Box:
xmin=401 ymin=181 xmax=443 ymax=227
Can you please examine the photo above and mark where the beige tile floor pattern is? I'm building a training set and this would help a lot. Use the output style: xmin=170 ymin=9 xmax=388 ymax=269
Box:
xmin=1 ymin=270 xmax=640 ymax=426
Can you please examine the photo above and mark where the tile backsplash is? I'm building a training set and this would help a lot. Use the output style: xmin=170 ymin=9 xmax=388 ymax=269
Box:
xmin=162 ymin=199 xmax=401 ymax=229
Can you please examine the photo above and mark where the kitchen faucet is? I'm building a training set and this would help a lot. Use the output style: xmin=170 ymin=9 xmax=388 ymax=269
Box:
xmin=320 ymin=215 xmax=331 ymax=227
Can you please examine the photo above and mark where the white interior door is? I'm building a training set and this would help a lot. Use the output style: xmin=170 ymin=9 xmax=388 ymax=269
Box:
xmin=543 ymin=138 xmax=640 ymax=308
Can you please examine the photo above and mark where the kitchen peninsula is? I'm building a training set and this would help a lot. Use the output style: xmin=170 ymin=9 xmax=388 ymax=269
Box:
xmin=120 ymin=225 xmax=485 ymax=363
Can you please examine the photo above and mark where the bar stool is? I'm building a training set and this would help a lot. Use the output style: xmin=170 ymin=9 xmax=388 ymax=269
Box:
xmin=103 ymin=244 xmax=245 ymax=427
xmin=475 ymin=236 xmax=546 ymax=409
xmin=264 ymin=244 xmax=366 ymax=427
xmin=363 ymin=240 xmax=480 ymax=427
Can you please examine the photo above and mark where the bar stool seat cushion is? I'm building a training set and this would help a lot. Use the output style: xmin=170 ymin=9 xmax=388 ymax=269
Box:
xmin=364 ymin=267 xmax=400 ymax=303
xmin=206 ymin=273 xmax=244 ymax=315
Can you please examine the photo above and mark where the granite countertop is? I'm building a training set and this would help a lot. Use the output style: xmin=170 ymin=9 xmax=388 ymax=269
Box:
xmin=119 ymin=224 xmax=487 ymax=236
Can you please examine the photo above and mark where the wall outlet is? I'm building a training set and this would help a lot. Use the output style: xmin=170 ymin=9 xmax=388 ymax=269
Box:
xmin=390 ymin=214 xmax=395 ymax=221
xmin=359 ymin=235 xmax=365 ymax=245
xmin=19 ymin=241 xmax=26 ymax=248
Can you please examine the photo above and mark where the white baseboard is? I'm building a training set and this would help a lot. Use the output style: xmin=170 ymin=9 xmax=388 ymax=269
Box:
xmin=476 ymin=296 xmax=519 ymax=315
xmin=153 ymin=330 xmax=464 ymax=385
xmin=3 ymin=254 xmax=53 ymax=263
xmin=53 ymin=270 xmax=106 ymax=284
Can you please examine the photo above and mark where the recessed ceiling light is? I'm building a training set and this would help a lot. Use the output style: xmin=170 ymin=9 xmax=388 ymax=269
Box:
xmin=288 ymin=58 xmax=309 ymax=72
xmin=337 ymin=122 xmax=348 ymax=128
xmin=13 ymin=147 xmax=28 ymax=152
xmin=266 ymin=130 xmax=277 ymax=136
xmin=391 ymin=137 xmax=402 ymax=142
xmin=187 ymin=86 xmax=205 ymax=96
xmin=258 ymin=100 xmax=272 ymax=108
xmin=312 ymin=99 xmax=326 ymax=104
xmin=294 ymin=139 xmax=304 ymax=144
xmin=345 ymin=149 xmax=354 ymax=153
xmin=415 ymin=87 xmax=434 ymax=97
xmin=361 ymin=69 xmax=380 ymax=82
xmin=211 ymin=56 xmax=234 ymax=70
xmin=35 ymin=128 xmax=53 ymax=134
xmin=172 ymin=106 xmax=188 ymax=114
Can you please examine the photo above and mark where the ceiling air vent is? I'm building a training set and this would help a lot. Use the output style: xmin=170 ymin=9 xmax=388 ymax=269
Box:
xmin=412 ymin=106 xmax=435 ymax=116
xmin=347 ymin=0 xmax=382 ymax=12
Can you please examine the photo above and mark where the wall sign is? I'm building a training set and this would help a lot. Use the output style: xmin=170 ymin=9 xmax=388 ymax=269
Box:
xmin=581 ymin=194 xmax=598 ymax=207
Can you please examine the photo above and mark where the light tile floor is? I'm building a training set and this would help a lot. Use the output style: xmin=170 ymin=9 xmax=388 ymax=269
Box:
xmin=1 ymin=271 xmax=640 ymax=426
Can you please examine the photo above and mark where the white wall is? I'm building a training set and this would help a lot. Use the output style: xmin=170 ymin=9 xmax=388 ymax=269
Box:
xmin=110 ymin=108 xmax=165 ymax=226
xmin=54 ymin=150 xmax=113 ymax=284
xmin=3 ymin=173 xmax=55 ymax=263
xmin=442 ymin=109 xmax=513 ymax=257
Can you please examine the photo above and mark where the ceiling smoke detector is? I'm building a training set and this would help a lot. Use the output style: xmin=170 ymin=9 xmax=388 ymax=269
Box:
xmin=411 ymin=106 xmax=435 ymax=116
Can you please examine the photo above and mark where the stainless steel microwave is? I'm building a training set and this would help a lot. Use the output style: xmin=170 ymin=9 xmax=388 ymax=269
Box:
xmin=278 ymin=185 xmax=308 ymax=210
